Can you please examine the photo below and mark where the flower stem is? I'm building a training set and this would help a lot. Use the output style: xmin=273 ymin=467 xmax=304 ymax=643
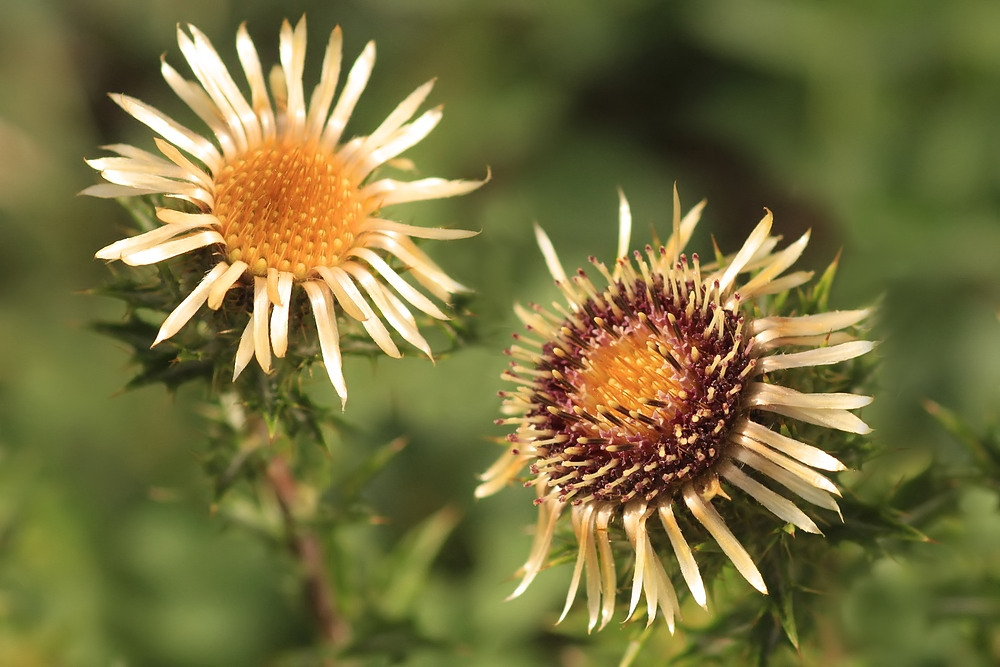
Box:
xmin=266 ymin=454 xmax=349 ymax=651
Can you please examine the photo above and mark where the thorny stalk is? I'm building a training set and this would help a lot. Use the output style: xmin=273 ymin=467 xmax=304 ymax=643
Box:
xmin=266 ymin=454 xmax=348 ymax=652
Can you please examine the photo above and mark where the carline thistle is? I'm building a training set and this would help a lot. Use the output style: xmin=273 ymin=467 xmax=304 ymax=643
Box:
xmin=86 ymin=17 xmax=484 ymax=405
xmin=478 ymin=188 xmax=875 ymax=631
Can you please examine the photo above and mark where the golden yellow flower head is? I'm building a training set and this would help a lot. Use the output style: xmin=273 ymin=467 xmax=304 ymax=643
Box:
xmin=478 ymin=188 xmax=874 ymax=631
xmin=87 ymin=17 xmax=484 ymax=405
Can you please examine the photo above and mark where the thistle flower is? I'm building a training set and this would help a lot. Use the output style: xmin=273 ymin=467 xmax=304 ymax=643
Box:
xmin=477 ymin=189 xmax=875 ymax=631
xmin=86 ymin=18 xmax=484 ymax=404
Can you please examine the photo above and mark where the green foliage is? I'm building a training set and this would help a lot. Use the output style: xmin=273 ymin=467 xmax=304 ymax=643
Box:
xmin=5 ymin=0 xmax=1000 ymax=665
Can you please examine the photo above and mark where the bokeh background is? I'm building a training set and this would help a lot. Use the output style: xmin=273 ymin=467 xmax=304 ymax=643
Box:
xmin=2 ymin=0 xmax=1000 ymax=665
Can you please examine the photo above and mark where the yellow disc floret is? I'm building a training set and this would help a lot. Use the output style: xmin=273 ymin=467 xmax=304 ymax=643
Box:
xmin=215 ymin=142 xmax=369 ymax=280
xmin=572 ymin=323 xmax=696 ymax=441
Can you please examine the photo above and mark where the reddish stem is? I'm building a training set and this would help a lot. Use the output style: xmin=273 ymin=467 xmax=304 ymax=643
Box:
xmin=266 ymin=455 xmax=347 ymax=654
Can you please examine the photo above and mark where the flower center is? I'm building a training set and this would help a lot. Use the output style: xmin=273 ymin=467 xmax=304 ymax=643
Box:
xmin=214 ymin=142 xmax=370 ymax=280
xmin=530 ymin=277 xmax=752 ymax=505
xmin=572 ymin=324 xmax=697 ymax=437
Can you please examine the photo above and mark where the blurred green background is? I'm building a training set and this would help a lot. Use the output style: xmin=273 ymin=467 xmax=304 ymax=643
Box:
xmin=2 ymin=0 xmax=1000 ymax=665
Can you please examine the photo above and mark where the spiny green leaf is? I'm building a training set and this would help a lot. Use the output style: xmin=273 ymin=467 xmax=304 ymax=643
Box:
xmin=776 ymin=583 xmax=799 ymax=651
xmin=380 ymin=505 xmax=461 ymax=618
xmin=809 ymin=250 xmax=841 ymax=313
xmin=333 ymin=437 xmax=409 ymax=509
xmin=924 ymin=399 xmax=1000 ymax=473
xmin=618 ymin=625 xmax=654 ymax=667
